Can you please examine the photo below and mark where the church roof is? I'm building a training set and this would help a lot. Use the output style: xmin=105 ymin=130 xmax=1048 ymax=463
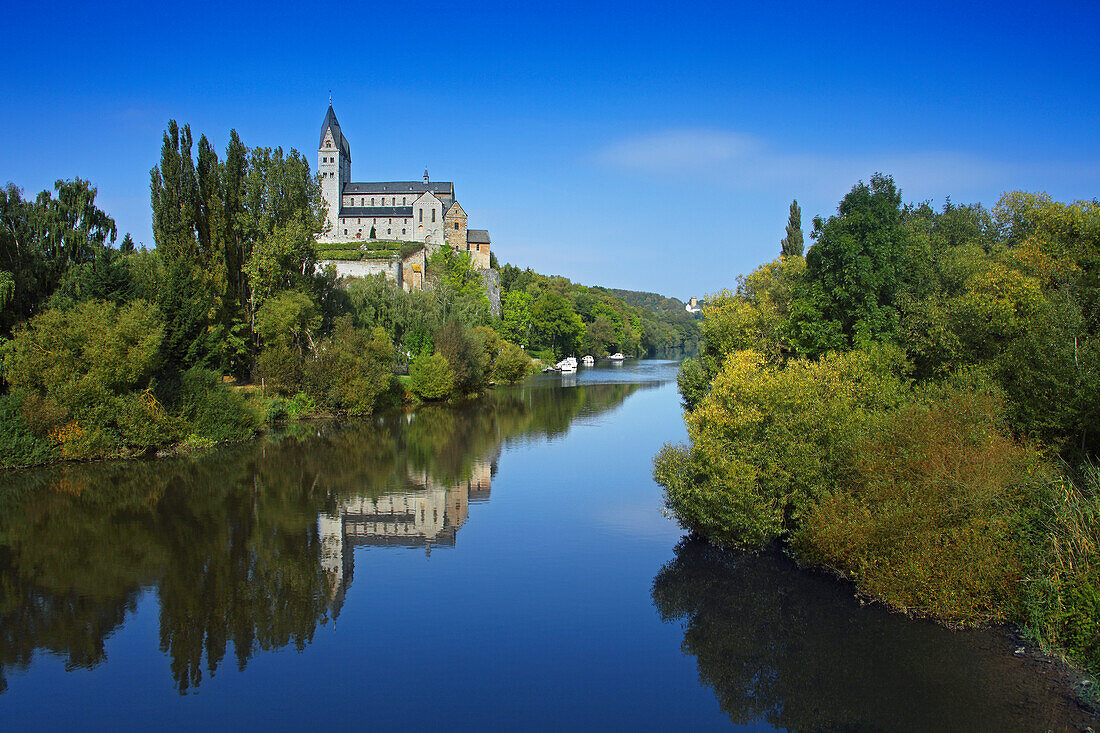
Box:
xmin=344 ymin=181 xmax=454 ymax=196
xmin=339 ymin=206 xmax=414 ymax=218
xmin=468 ymin=229 xmax=490 ymax=244
xmin=319 ymin=105 xmax=351 ymax=160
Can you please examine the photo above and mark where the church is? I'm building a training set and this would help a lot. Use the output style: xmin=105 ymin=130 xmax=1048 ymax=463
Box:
xmin=316 ymin=105 xmax=492 ymax=270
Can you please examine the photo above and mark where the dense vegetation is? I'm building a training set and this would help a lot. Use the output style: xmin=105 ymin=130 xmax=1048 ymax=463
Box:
xmin=655 ymin=178 xmax=1100 ymax=673
xmin=0 ymin=121 xmax=535 ymax=467
xmin=0 ymin=118 xmax=698 ymax=469
xmin=498 ymin=265 xmax=701 ymax=362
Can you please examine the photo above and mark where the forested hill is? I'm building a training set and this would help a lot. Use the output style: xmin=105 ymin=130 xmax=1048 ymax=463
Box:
xmin=610 ymin=289 xmax=688 ymax=316
xmin=497 ymin=264 xmax=701 ymax=361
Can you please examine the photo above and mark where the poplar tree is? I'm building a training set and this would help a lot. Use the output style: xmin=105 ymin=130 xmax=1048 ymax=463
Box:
xmin=780 ymin=199 xmax=804 ymax=258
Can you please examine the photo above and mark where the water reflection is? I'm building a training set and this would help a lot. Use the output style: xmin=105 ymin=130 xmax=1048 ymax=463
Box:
xmin=320 ymin=456 xmax=495 ymax=616
xmin=0 ymin=380 xmax=645 ymax=694
xmin=652 ymin=538 xmax=1093 ymax=732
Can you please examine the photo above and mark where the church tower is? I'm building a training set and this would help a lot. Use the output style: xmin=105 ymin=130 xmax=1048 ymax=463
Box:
xmin=318 ymin=105 xmax=351 ymax=234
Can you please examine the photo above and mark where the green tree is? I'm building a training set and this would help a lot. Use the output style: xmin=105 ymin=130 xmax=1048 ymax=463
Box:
xmin=797 ymin=174 xmax=912 ymax=352
xmin=410 ymin=352 xmax=454 ymax=400
xmin=780 ymin=199 xmax=804 ymax=258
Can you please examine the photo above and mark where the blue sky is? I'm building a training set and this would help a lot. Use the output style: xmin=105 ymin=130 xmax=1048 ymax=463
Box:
xmin=2 ymin=0 xmax=1098 ymax=298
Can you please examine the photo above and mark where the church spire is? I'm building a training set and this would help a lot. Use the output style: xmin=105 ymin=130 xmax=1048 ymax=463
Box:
xmin=423 ymin=168 xmax=429 ymax=184
xmin=319 ymin=104 xmax=350 ymax=162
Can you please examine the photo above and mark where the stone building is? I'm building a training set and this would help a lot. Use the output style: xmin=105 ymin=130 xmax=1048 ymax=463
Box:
xmin=315 ymin=105 xmax=492 ymax=282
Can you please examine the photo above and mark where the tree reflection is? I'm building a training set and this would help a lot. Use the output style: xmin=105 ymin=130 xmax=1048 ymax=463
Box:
xmin=0 ymin=379 xmax=643 ymax=693
xmin=652 ymin=538 xmax=1091 ymax=732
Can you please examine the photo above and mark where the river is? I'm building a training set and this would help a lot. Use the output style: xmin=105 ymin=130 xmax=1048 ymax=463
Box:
xmin=0 ymin=361 xmax=1093 ymax=730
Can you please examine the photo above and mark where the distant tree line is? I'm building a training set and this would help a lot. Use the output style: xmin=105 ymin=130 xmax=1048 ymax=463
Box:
xmin=496 ymin=265 xmax=701 ymax=363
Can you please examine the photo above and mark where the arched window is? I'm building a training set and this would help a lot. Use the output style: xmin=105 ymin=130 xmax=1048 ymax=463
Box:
xmin=371 ymin=197 xmax=375 ymax=205
xmin=419 ymin=209 xmax=423 ymax=222
xmin=343 ymin=229 xmax=347 ymax=234
xmin=431 ymin=209 xmax=436 ymax=222
xmin=402 ymin=228 xmax=406 ymax=234
xmin=454 ymin=222 xmax=459 ymax=230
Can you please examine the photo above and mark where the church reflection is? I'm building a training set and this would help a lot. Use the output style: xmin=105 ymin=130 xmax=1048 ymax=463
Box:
xmin=0 ymin=377 xmax=648 ymax=695
xmin=320 ymin=455 xmax=496 ymax=614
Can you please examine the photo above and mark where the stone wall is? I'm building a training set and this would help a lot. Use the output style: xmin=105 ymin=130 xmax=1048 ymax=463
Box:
xmin=319 ymin=258 xmax=403 ymax=289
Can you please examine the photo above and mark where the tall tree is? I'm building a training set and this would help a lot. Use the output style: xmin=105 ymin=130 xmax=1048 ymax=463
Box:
xmin=781 ymin=200 xmax=804 ymax=258
xmin=150 ymin=121 xmax=199 ymax=263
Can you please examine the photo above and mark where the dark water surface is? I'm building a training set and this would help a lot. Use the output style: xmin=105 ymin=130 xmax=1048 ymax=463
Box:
xmin=0 ymin=361 xmax=1093 ymax=731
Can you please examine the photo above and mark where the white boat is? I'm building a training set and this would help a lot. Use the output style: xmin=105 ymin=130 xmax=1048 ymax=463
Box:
xmin=582 ymin=355 xmax=595 ymax=366
xmin=555 ymin=357 xmax=578 ymax=372
xmin=608 ymin=352 xmax=625 ymax=361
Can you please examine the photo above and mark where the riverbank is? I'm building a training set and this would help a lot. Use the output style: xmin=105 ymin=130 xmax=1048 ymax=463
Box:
xmin=2 ymin=362 xmax=1095 ymax=729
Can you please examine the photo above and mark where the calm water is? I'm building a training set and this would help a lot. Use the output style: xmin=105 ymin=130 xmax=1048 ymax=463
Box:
xmin=0 ymin=361 xmax=1093 ymax=731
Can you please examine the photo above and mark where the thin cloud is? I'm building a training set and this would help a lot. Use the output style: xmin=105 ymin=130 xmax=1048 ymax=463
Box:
xmin=596 ymin=130 xmax=761 ymax=172
xmin=594 ymin=129 xmax=1099 ymax=201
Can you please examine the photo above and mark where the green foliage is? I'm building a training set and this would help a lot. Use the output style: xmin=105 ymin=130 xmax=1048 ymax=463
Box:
xmin=780 ymin=199 xmax=804 ymax=258
xmin=800 ymin=173 xmax=913 ymax=351
xmin=662 ymin=175 xmax=1100 ymax=672
xmin=2 ymin=299 xmax=164 ymax=405
xmin=305 ymin=318 xmax=395 ymax=415
xmin=657 ymin=347 xmax=910 ymax=549
xmin=676 ymin=357 xmax=709 ymax=411
xmin=177 ymin=368 xmax=258 ymax=443
xmin=244 ymin=221 xmax=318 ymax=309
xmin=0 ymin=392 xmax=59 ymax=467
xmin=1023 ymin=465 xmax=1100 ymax=672
xmin=436 ymin=320 xmax=488 ymax=395
xmin=795 ymin=380 xmax=1043 ymax=625
xmin=492 ymin=341 xmax=534 ymax=383
xmin=409 ymin=352 xmax=454 ymax=400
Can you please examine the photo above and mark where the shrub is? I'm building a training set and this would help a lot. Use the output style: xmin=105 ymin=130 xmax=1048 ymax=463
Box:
xmin=178 ymin=368 xmax=258 ymax=443
xmin=1023 ymin=465 xmax=1100 ymax=672
xmin=0 ymin=392 xmax=58 ymax=467
xmin=117 ymin=390 xmax=184 ymax=450
xmin=493 ymin=341 xmax=534 ymax=384
xmin=255 ymin=343 xmax=304 ymax=395
xmin=410 ymin=352 xmax=454 ymax=400
xmin=285 ymin=392 xmax=317 ymax=420
xmin=2 ymin=299 xmax=164 ymax=405
xmin=436 ymin=320 xmax=488 ymax=395
xmin=795 ymin=384 xmax=1043 ymax=625
xmin=304 ymin=318 xmax=394 ymax=416
xmin=655 ymin=346 xmax=910 ymax=549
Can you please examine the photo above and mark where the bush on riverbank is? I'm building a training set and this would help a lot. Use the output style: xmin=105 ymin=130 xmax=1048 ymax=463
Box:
xmin=409 ymin=352 xmax=454 ymax=400
xmin=655 ymin=178 xmax=1100 ymax=672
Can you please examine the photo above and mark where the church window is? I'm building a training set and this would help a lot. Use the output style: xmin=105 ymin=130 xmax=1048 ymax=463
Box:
xmin=402 ymin=228 xmax=406 ymax=234
xmin=431 ymin=209 xmax=436 ymax=222
xmin=371 ymin=197 xmax=375 ymax=205
xmin=387 ymin=228 xmax=391 ymax=235
xmin=454 ymin=222 xmax=459 ymax=230
xmin=419 ymin=209 xmax=423 ymax=222
xmin=343 ymin=229 xmax=347 ymax=235
xmin=477 ymin=244 xmax=481 ymax=251
xmin=402 ymin=197 xmax=406 ymax=204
